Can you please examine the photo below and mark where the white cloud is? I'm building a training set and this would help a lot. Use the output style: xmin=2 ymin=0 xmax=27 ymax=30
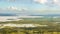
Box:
xmin=0 ymin=6 xmax=29 ymax=16
xmin=0 ymin=6 xmax=29 ymax=12
xmin=7 ymin=6 xmax=29 ymax=11
xmin=34 ymin=0 xmax=60 ymax=6
xmin=8 ymin=6 xmax=18 ymax=10
xmin=53 ymin=0 xmax=60 ymax=6
xmin=34 ymin=0 xmax=47 ymax=4
xmin=7 ymin=0 xmax=16 ymax=2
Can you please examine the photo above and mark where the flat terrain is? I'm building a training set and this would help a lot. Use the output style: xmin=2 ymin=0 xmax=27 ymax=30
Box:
xmin=0 ymin=17 xmax=60 ymax=34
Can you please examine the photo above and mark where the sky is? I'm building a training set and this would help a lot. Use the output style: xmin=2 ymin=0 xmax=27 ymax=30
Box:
xmin=0 ymin=0 xmax=60 ymax=16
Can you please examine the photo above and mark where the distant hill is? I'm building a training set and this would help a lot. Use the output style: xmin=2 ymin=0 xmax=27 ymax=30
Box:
xmin=30 ymin=14 xmax=60 ymax=16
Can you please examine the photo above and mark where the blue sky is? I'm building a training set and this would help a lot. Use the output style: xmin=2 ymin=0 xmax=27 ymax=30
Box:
xmin=0 ymin=0 xmax=60 ymax=16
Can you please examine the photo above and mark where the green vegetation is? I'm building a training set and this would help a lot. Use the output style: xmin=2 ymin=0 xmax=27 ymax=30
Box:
xmin=0 ymin=18 xmax=60 ymax=34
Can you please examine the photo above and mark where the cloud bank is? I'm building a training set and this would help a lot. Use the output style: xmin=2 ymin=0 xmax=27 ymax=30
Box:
xmin=0 ymin=6 xmax=30 ymax=16
xmin=34 ymin=0 xmax=60 ymax=6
